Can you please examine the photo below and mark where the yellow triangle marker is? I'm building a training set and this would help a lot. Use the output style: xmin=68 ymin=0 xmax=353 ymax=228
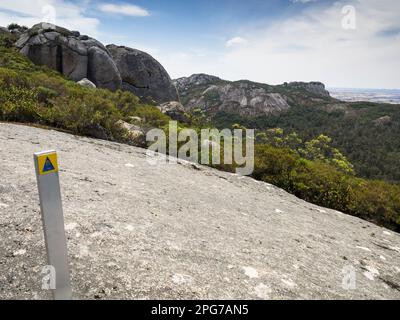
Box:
xmin=37 ymin=152 xmax=58 ymax=175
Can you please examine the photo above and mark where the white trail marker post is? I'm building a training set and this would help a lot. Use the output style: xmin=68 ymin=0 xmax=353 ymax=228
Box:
xmin=34 ymin=150 xmax=72 ymax=300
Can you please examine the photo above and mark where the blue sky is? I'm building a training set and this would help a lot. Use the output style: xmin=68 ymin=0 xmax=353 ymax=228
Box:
xmin=96 ymin=1 xmax=303 ymax=56
xmin=0 ymin=0 xmax=399 ymax=89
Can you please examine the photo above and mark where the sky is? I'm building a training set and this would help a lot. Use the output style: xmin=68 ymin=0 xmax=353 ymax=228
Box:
xmin=0 ymin=0 xmax=399 ymax=89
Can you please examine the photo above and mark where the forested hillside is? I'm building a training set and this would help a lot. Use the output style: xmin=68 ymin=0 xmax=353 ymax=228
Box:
xmin=176 ymin=74 xmax=400 ymax=183
xmin=213 ymin=102 xmax=400 ymax=183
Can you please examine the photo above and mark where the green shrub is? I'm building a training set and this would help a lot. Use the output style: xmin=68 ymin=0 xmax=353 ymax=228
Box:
xmin=0 ymin=45 xmax=170 ymax=142
xmin=0 ymin=34 xmax=16 ymax=48
xmin=348 ymin=179 xmax=400 ymax=230
xmin=253 ymin=145 xmax=298 ymax=189
xmin=7 ymin=23 xmax=28 ymax=32
xmin=289 ymin=159 xmax=352 ymax=212
xmin=36 ymin=86 xmax=58 ymax=103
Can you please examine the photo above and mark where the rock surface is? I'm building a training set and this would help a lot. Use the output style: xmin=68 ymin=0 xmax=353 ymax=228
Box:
xmin=87 ymin=46 xmax=121 ymax=91
xmin=15 ymin=23 xmax=121 ymax=91
xmin=374 ymin=116 xmax=392 ymax=126
xmin=175 ymin=74 xmax=291 ymax=116
xmin=156 ymin=101 xmax=188 ymax=122
xmin=285 ymin=81 xmax=331 ymax=97
xmin=115 ymin=120 xmax=145 ymax=144
xmin=107 ymin=45 xmax=178 ymax=103
xmin=77 ymin=78 xmax=96 ymax=89
xmin=1 ymin=123 xmax=400 ymax=299
xmin=174 ymin=73 xmax=221 ymax=91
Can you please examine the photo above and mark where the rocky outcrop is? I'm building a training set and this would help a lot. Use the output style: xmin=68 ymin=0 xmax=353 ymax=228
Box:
xmin=174 ymin=73 xmax=221 ymax=92
xmin=204 ymin=84 xmax=291 ymax=116
xmin=157 ymin=101 xmax=188 ymax=122
xmin=175 ymin=74 xmax=336 ymax=117
xmin=107 ymin=45 xmax=178 ymax=103
xmin=285 ymin=81 xmax=331 ymax=97
xmin=374 ymin=115 xmax=392 ymax=126
xmin=15 ymin=23 xmax=121 ymax=91
xmin=175 ymin=74 xmax=291 ymax=117
xmin=77 ymin=78 xmax=96 ymax=88
xmin=115 ymin=120 xmax=145 ymax=145
xmin=116 ymin=120 xmax=144 ymax=139
xmin=87 ymin=46 xmax=121 ymax=91
xmin=85 ymin=123 xmax=109 ymax=140
xmin=14 ymin=23 xmax=178 ymax=102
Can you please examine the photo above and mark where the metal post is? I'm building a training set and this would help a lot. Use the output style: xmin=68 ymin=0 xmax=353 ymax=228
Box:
xmin=34 ymin=150 xmax=72 ymax=300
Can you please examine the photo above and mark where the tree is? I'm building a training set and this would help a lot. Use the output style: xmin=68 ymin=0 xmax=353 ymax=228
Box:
xmin=7 ymin=23 xmax=28 ymax=32
xmin=300 ymin=134 xmax=354 ymax=175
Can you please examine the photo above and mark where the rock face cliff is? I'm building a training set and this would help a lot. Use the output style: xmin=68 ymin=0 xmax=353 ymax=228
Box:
xmin=1 ymin=123 xmax=400 ymax=299
xmin=107 ymin=45 xmax=178 ymax=103
xmin=16 ymin=23 xmax=122 ymax=91
xmin=174 ymin=74 xmax=333 ymax=117
xmin=285 ymin=81 xmax=331 ymax=97
xmin=14 ymin=23 xmax=177 ymax=103
xmin=156 ymin=101 xmax=188 ymax=122
xmin=174 ymin=73 xmax=221 ymax=90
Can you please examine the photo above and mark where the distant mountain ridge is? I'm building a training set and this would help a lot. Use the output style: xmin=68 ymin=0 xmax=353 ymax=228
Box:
xmin=174 ymin=73 xmax=333 ymax=117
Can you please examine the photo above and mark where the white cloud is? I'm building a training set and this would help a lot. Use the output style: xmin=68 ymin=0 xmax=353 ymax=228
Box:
xmin=165 ymin=0 xmax=400 ymax=89
xmin=98 ymin=3 xmax=149 ymax=17
xmin=229 ymin=0 xmax=400 ymax=88
xmin=0 ymin=0 xmax=100 ymax=37
xmin=226 ymin=36 xmax=248 ymax=47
